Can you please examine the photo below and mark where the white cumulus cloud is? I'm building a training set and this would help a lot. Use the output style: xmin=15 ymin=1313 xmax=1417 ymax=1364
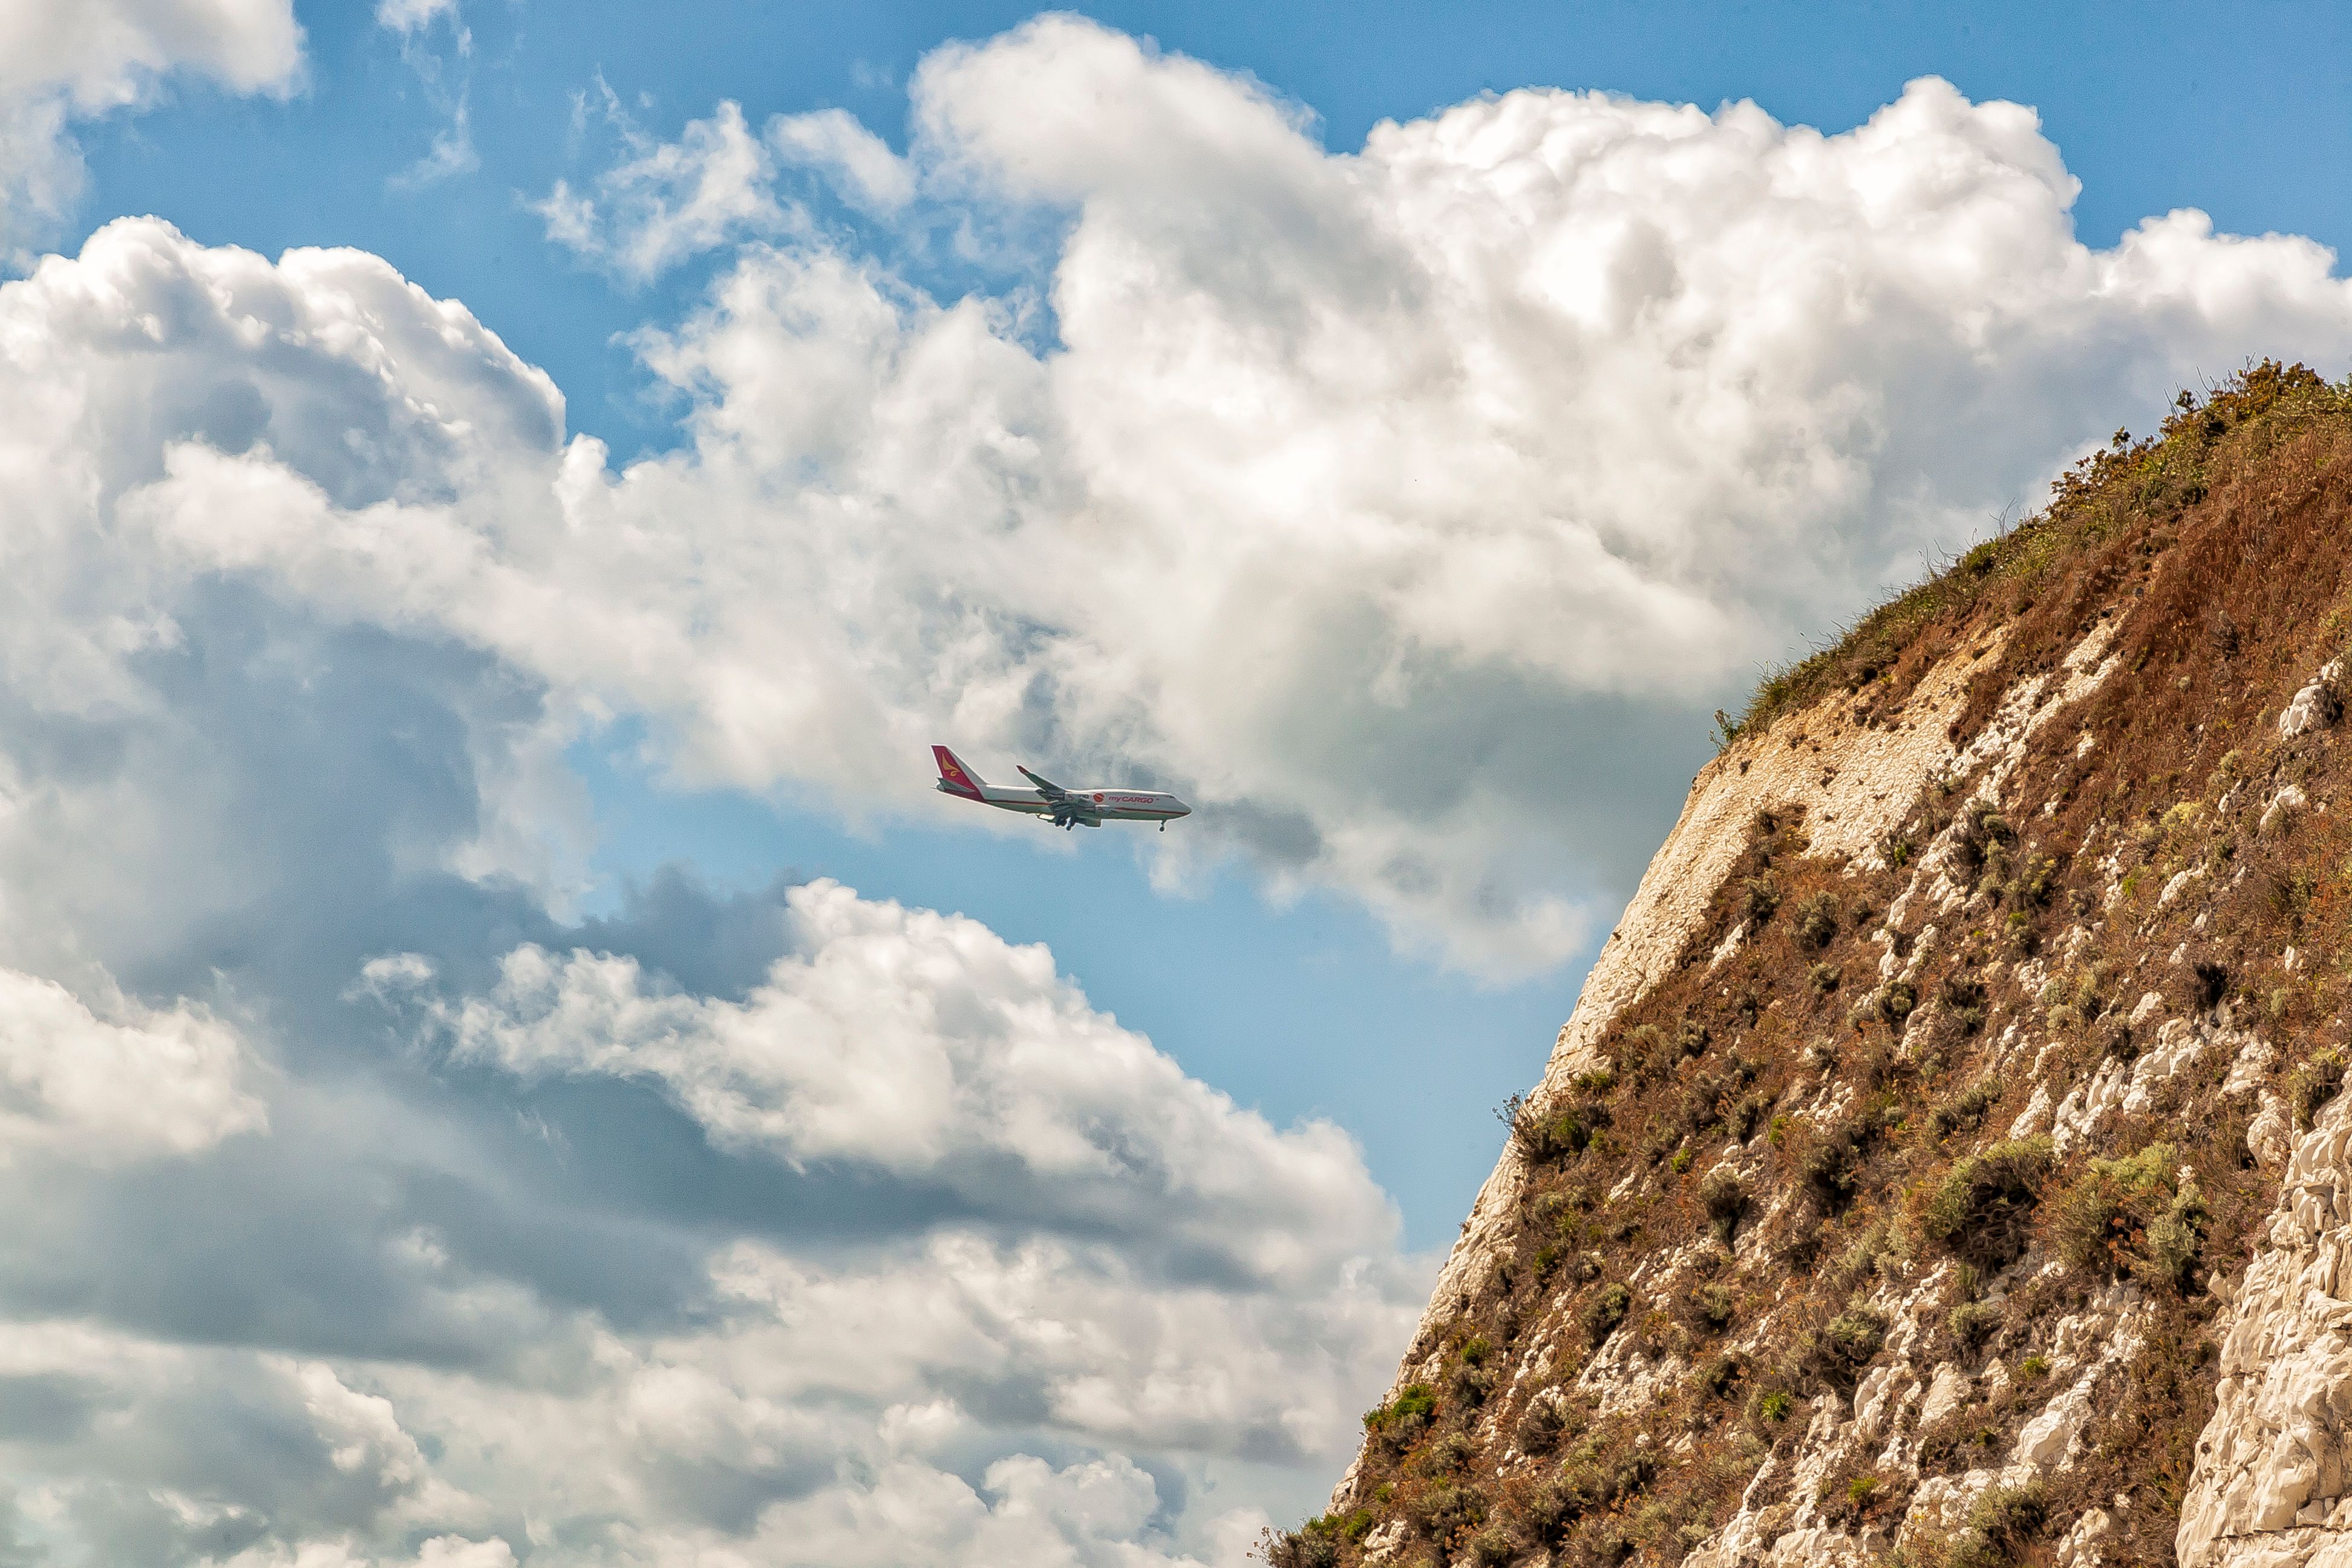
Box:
xmin=0 ymin=965 xmax=264 ymax=1161
xmin=216 ymin=16 xmax=2352 ymax=972
xmin=420 ymin=877 xmax=1401 ymax=1289
xmin=10 ymin=28 xmax=2352 ymax=977
xmin=0 ymin=0 xmax=302 ymax=257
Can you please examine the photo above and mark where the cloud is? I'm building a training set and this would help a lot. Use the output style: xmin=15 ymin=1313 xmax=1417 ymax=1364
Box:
xmin=350 ymin=18 xmax=2352 ymax=970
xmin=0 ymin=0 xmax=302 ymax=258
xmin=0 ymin=883 xmax=1417 ymax=1563
xmin=373 ymin=0 xmax=458 ymax=36
xmin=540 ymin=95 xmax=916 ymax=278
xmin=769 ymin=106 xmax=915 ymax=214
xmin=0 ymin=194 xmax=1420 ymax=1557
xmin=0 ymin=0 xmax=302 ymax=109
xmin=412 ymin=877 xmax=1398 ymax=1288
xmin=0 ymin=965 xmax=266 ymax=1161
xmin=376 ymin=0 xmax=473 ymax=191
xmin=0 ymin=20 xmax=2350 ymax=1557
xmin=538 ymin=98 xmax=798 ymax=280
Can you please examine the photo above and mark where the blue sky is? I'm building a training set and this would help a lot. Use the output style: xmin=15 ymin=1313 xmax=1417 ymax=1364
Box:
xmin=2 ymin=3 xmax=2349 ymax=1563
xmin=66 ymin=0 xmax=2352 ymax=1252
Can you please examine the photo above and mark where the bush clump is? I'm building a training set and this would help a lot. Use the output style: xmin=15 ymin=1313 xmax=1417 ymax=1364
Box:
xmin=1583 ymin=1282 xmax=1633 ymax=1347
xmin=1795 ymin=891 xmax=1840 ymax=948
xmin=1947 ymin=1298 xmax=2002 ymax=1351
xmin=1929 ymin=1078 xmax=2002 ymax=1141
xmin=1463 ymin=1526 xmax=1514 ymax=1567
xmin=1920 ymin=1137 xmax=2053 ymax=1270
xmin=1676 ymin=1277 xmax=1736 ymax=1334
xmin=1699 ymin=1167 xmax=1746 ymax=1244
xmin=1258 ymin=1524 xmax=1341 ymax=1568
xmin=1799 ymin=1119 xmax=1873 ymax=1210
xmin=1944 ymin=1481 xmax=2047 ymax=1567
xmin=1361 ymin=1383 xmax=1437 ymax=1451
xmin=1515 ymin=1388 xmax=1577 ymax=1454
xmin=1497 ymin=1090 xmax=1610 ymax=1163
xmin=1411 ymin=1481 xmax=1486 ymax=1541
xmin=1808 ymin=1305 xmax=1889 ymax=1390
xmin=1537 ymin=1433 xmax=1655 ymax=1538
xmin=2051 ymin=1141 xmax=2207 ymax=1289
xmin=2293 ymin=1048 xmax=2347 ymax=1131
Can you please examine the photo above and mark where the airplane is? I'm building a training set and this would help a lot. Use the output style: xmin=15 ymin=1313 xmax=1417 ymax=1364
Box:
xmin=932 ymin=746 xmax=1192 ymax=831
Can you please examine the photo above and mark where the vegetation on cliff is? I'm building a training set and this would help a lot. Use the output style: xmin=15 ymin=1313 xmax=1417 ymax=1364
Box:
xmin=1268 ymin=362 xmax=2352 ymax=1568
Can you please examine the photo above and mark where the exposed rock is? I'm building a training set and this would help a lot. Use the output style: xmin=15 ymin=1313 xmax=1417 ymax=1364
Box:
xmin=2279 ymin=662 xmax=2343 ymax=739
xmin=2181 ymin=1094 xmax=2352 ymax=1564
xmin=1297 ymin=376 xmax=2352 ymax=1568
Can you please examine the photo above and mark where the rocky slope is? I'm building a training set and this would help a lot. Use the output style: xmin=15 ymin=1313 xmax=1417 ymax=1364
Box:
xmin=1269 ymin=362 xmax=2352 ymax=1568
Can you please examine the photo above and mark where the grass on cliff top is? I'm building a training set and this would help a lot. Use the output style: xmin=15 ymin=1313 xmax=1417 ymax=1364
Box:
xmin=1721 ymin=361 xmax=2352 ymax=748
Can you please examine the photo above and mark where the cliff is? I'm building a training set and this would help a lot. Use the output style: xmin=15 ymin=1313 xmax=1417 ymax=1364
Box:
xmin=1270 ymin=362 xmax=2352 ymax=1568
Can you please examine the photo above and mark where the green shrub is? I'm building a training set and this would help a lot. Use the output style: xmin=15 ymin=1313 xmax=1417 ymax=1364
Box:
xmin=1945 ymin=1481 xmax=2046 ymax=1567
xmin=1362 ymin=1383 xmax=1437 ymax=1448
xmin=1832 ymin=1221 xmax=1896 ymax=1291
xmin=1920 ymin=1137 xmax=2053 ymax=1269
xmin=1700 ymin=1167 xmax=1745 ymax=1244
xmin=2293 ymin=1048 xmax=2347 ymax=1131
xmin=1796 ymin=891 xmax=1840 ymax=948
xmin=1929 ymin=1078 xmax=2002 ymax=1140
xmin=1744 ymin=872 xmax=1782 ymax=924
xmin=1497 ymin=1091 xmax=1608 ymax=1163
xmin=1879 ymin=979 xmax=1918 ymax=1026
xmin=1411 ymin=1481 xmax=1486 ymax=1540
xmin=1515 ymin=1390 xmax=1574 ymax=1454
xmin=1428 ymin=1431 xmax=1475 ymax=1471
xmin=1583 ymin=1283 xmax=1633 ymax=1347
xmin=1677 ymin=1279 xmax=1736 ymax=1333
xmin=1449 ymin=1357 xmax=1497 ymax=1408
xmin=1261 ymin=1524 xmax=1341 ymax=1568
xmin=1727 ymin=1092 xmax=1771 ymax=1142
xmin=1757 ymin=1389 xmax=1794 ymax=1423
xmin=1808 ymin=961 xmax=1843 ymax=994
xmin=1527 ymin=1436 xmax=1652 ymax=1545
xmin=1947 ymin=1298 xmax=2001 ymax=1350
xmin=1799 ymin=1119 xmax=1872 ymax=1209
xmin=2051 ymin=1141 xmax=2205 ymax=1287
xmin=1810 ymin=1307 xmax=1889 ymax=1390
xmin=1463 ymin=1526 xmax=1514 ymax=1567
xmin=1956 ymin=800 xmax=2015 ymax=872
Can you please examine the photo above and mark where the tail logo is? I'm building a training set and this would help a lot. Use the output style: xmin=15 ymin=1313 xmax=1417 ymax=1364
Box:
xmin=932 ymin=745 xmax=981 ymax=795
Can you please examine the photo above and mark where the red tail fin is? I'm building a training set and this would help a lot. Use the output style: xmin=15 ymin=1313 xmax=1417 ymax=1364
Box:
xmin=932 ymin=745 xmax=985 ymax=798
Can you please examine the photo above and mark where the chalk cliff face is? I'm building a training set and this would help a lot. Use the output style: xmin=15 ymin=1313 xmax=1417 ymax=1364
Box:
xmin=1272 ymin=364 xmax=2352 ymax=1568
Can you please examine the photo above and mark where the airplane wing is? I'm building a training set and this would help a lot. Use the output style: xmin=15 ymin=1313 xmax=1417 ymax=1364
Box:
xmin=1017 ymin=765 xmax=1071 ymax=800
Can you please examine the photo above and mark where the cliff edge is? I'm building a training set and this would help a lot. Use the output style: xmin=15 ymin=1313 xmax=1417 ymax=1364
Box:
xmin=1271 ymin=362 xmax=2352 ymax=1568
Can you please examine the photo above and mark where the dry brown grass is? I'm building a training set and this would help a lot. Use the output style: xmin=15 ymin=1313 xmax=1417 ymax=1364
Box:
xmin=1266 ymin=365 xmax=2352 ymax=1568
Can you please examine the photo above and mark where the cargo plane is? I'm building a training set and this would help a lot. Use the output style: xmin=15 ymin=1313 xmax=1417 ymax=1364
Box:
xmin=932 ymin=746 xmax=1191 ymax=831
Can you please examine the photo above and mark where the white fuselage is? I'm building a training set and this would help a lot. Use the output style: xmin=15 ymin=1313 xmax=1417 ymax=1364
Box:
xmin=930 ymin=747 xmax=1189 ymax=829
xmin=940 ymin=781 xmax=1191 ymax=825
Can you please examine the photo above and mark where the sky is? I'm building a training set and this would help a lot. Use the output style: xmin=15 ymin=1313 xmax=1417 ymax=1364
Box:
xmin=0 ymin=2 xmax=2348 ymax=1564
